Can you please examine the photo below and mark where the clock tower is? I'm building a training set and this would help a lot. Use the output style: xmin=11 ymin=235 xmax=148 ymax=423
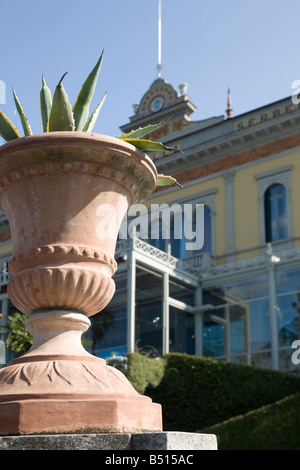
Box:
xmin=119 ymin=76 xmax=197 ymax=140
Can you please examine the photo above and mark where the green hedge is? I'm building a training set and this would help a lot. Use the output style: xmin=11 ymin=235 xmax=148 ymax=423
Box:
xmin=206 ymin=393 xmax=300 ymax=450
xmin=125 ymin=353 xmax=300 ymax=432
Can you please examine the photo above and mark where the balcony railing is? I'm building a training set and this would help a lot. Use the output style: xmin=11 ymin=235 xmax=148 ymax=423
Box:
xmin=181 ymin=252 xmax=216 ymax=270
xmin=115 ymin=237 xmax=215 ymax=276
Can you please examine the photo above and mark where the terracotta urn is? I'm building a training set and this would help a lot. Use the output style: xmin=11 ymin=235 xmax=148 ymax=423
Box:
xmin=0 ymin=132 xmax=162 ymax=435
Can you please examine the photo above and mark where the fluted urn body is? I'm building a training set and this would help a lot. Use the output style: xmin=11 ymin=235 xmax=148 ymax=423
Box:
xmin=0 ymin=132 xmax=162 ymax=435
xmin=0 ymin=132 xmax=156 ymax=315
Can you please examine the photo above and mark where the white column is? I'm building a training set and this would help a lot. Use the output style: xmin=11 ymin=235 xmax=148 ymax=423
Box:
xmin=162 ymin=272 xmax=169 ymax=355
xmin=266 ymin=244 xmax=280 ymax=370
xmin=126 ymin=247 xmax=136 ymax=354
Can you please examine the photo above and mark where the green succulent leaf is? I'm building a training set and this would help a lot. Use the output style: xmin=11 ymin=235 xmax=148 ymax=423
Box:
xmin=118 ymin=138 xmax=176 ymax=152
xmin=48 ymin=72 xmax=75 ymax=132
xmin=12 ymin=87 xmax=32 ymax=137
xmin=117 ymin=119 xmax=169 ymax=140
xmin=157 ymin=173 xmax=183 ymax=188
xmin=82 ymin=91 xmax=107 ymax=132
xmin=40 ymin=75 xmax=52 ymax=132
xmin=73 ymin=50 xmax=104 ymax=131
xmin=0 ymin=111 xmax=21 ymax=142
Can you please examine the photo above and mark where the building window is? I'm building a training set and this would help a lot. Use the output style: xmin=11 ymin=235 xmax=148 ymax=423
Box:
xmin=255 ymin=165 xmax=293 ymax=250
xmin=135 ymin=266 xmax=163 ymax=356
xmin=202 ymin=275 xmax=270 ymax=367
xmin=264 ymin=184 xmax=288 ymax=242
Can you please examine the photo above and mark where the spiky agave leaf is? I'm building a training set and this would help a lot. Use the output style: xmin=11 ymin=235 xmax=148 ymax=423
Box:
xmin=73 ymin=50 xmax=104 ymax=131
xmin=117 ymin=119 xmax=169 ymax=140
xmin=48 ymin=72 xmax=75 ymax=132
xmin=118 ymin=137 xmax=177 ymax=153
xmin=12 ymin=87 xmax=32 ymax=136
xmin=82 ymin=91 xmax=107 ymax=132
xmin=157 ymin=174 xmax=183 ymax=188
xmin=40 ymin=75 xmax=52 ymax=132
xmin=0 ymin=111 xmax=21 ymax=142
xmin=118 ymin=121 xmax=183 ymax=187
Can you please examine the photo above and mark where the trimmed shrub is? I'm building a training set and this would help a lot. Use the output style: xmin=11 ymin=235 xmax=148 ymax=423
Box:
xmin=144 ymin=353 xmax=300 ymax=432
xmin=206 ymin=393 xmax=300 ymax=450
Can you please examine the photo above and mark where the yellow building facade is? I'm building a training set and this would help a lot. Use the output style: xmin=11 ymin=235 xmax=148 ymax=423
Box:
xmin=1 ymin=76 xmax=300 ymax=373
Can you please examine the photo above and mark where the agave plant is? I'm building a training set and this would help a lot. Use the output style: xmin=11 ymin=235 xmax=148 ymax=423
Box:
xmin=0 ymin=51 xmax=181 ymax=188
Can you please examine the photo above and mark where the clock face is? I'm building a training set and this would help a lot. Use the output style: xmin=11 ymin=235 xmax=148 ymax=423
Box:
xmin=149 ymin=95 xmax=165 ymax=113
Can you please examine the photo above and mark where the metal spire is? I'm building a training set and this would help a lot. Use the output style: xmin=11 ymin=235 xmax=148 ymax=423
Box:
xmin=226 ymin=88 xmax=233 ymax=118
xmin=157 ymin=0 xmax=162 ymax=77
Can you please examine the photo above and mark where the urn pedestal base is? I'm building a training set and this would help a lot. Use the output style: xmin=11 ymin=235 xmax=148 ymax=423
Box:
xmin=0 ymin=396 xmax=162 ymax=436
xmin=0 ymin=311 xmax=162 ymax=435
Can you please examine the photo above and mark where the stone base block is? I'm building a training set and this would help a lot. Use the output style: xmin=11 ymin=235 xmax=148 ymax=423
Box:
xmin=0 ymin=398 xmax=162 ymax=435
xmin=0 ymin=432 xmax=218 ymax=450
xmin=131 ymin=432 xmax=217 ymax=450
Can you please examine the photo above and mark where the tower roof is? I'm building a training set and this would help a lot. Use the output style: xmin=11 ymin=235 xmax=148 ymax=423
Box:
xmin=120 ymin=77 xmax=197 ymax=135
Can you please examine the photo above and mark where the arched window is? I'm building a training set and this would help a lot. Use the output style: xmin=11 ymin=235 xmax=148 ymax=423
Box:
xmin=264 ymin=184 xmax=288 ymax=243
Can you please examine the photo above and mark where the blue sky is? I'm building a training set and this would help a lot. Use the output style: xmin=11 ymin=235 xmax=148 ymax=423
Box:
xmin=1 ymin=0 xmax=300 ymax=143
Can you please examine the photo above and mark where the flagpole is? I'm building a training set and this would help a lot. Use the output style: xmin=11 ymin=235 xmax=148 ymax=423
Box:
xmin=157 ymin=0 xmax=162 ymax=77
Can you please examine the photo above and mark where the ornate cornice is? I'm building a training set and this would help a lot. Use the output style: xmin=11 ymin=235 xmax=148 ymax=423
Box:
xmin=153 ymin=105 xmax=300 ymax=177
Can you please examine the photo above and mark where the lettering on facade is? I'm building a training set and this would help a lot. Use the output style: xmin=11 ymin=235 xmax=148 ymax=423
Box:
xmin=235 ymin=102 xmax=298 ymax=131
